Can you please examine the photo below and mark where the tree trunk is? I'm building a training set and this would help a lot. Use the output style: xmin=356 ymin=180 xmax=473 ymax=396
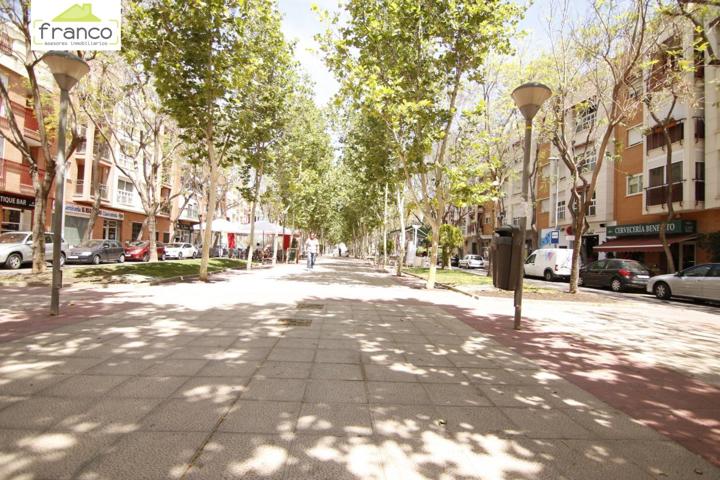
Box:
xmin=199 ymin=127 xmax=218 ymax=282
xmin=31 ymin=193 xmax=48 ymax=273
xmin=568 ymin=213 xmax=584 ymax=294
xmin=426 ymin=221 xmax=440 ymax=289
xmin=148 ymin=211 xmax=159 ymax=262
xmin=272 ymin=230 xmax=278 ymax=266
xmin=246 ymin=166 xmax=263 ymax=271
xmin=84 ymin=145 xmax=103 ymax=241
xmin=383 ymin=183 xmax=388 ymax=269
xmin=396 ymin=188 xmax=405 ymax=276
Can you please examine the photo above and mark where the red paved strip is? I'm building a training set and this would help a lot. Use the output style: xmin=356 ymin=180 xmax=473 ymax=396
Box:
xmin=443 ymin=305 xmax=720 ymax=468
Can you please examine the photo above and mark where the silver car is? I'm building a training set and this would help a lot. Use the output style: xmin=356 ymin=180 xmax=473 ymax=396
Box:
xmin=647 ymin=263 xmax=720 ymax=302
xmin=459 ymin=254 xmax=485 ymax=269
xmin=0 ymin=231 xmax=68 ymax=270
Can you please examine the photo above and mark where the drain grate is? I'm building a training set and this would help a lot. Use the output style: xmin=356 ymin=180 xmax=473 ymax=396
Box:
xmin=278 ymin=318 xmax=313 ymax=327
xmin=296 ymin=303 xmax=324 ymax=310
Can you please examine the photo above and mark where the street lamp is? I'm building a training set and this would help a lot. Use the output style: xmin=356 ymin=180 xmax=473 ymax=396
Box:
xmin=44 ymin=51 xmax=90 ymax=316
xmin=511 ymin=82 xmax=552 ymax=330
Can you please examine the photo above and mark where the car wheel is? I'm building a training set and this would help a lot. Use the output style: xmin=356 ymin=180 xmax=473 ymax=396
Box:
xmin=544 ymin=269 xmax=554 ymax=281
xmin=92 ymin=255 xmax=101 ymax=265
xmin=59 ymin=253 xmax=66 ymax=267
xmin=118 ymin=254 xmax=125 ymax=264
xmin=143 ymin=253 xmax=149 ymax=262
xmin=5 ymin=253 xmax=22 ymax=270
xmin=610 ymin=278 xmax=623 ymax=292
xmin=654 ymin=282 xmax=671 ymax=300
xmin=160 ymin=253 xmax=166 ymax=261
xmin=178 ymin=252 xmax=183 ymax=260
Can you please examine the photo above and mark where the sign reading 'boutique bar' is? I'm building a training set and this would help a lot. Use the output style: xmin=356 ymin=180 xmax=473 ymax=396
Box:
xmin=0 ymin=194 xmax=35 ymax=209
xmin=607 ymin=220 xmax=697 ymax=237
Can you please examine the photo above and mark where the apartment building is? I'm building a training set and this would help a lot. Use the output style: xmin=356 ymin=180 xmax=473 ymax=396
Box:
xmin=534 ymin=30 xmax=720 ymax=273
xmin=0 ymin=27 xmax=55 ymax=235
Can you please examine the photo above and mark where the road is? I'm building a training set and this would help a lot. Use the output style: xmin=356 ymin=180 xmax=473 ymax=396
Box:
xmin=0 ymin=258 xmax=718 ymax=479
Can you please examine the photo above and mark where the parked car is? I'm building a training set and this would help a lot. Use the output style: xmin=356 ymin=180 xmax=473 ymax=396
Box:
xmin=579 ymin=258 xmax=651 ymax=292
xmin=124 ymin=241 xmax=166 ymax=262
xmin=647 ymin=263 xmax=720 ymax=302
xmin=67 ymin=239 xmax=125 ymax=265
xmin=450 ymin=255 xmax=460 ymax=267
xmin=459 ymin=254 xmax=485 ymax=269
xmin=0 ymin=231 xmax=67 ymax=269
xmin=164 ymin=243 xmax=197 ymax=260
xmin=524 ymin=248 xmax=574 ymax=281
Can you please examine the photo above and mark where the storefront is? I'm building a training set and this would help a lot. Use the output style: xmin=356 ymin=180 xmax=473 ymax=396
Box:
xmin=0 ymin=193 xmax=34 ymax=233
xmin=174 ymin=221 xmax=196 ymax=244
xmin=63 ymin=203 xmax=125 ymax=246
xmin=595 ymin=220 xmax=698 ymax=273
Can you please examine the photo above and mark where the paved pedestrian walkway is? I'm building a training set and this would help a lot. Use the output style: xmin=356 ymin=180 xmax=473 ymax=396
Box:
xmin=0 ymin=258 xmax=717 ymax=479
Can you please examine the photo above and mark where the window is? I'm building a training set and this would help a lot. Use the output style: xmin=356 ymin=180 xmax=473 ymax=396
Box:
xmin=575 ymin=101 xmax=597 ymax=132
xmin=683 ymin=265 xmax=711 ymax=277
xmin=117 ymin=179 xmax=134 ymax=205
xmin=577 ymin=149 xmax=597 ymax=174
xmin=163 ymin=232 xmax=170 ymax=244
xmin=525 ymin=254 xmax=536 ymax=264
xmin=646 ymin=122 xmax=684 ymax=152
xmin=541 ymin=199 xmax=550 ymax=213
xmin=590 ymin=260 xmax=607 ymax=271
xmin=671 ymin=162 xmax=683 ymax=183
xmin=627 ymin=174 xmax=643 ymax=196
xmin=131 ymin=222 xmax=143 ymax=241
xmin=1 ymin=209 xmax=21 ymax=232
xmin=0 ymin=32 xmax=12 ymax=56
xmin=649 ymin=166 xmax=664 ymax=188
xmin=484 ymin=216 xmax=491 ymax=225
xmin=512 ymin=217 xmax=520 ymax=227
xmin=556 ymin=200 xmax=566 ymax=220
xmin=628 ymin=76 xmax=642 ymax=99
xmin=103 ymin=220 xmax=119 ymax=241
xmin=627 ymin=125 xmax=642 ymax=146
xmin=0 ymin=74 xmax=8 ymax=117
xmin=586 ymin=192 xmax=597 ymax=217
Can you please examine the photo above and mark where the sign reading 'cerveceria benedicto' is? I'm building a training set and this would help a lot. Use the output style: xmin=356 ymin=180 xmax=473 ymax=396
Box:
xmin=607 ymin=220 xmax=697 ymax=237
xmin=31 ymin=1 xmax=121 ymax=51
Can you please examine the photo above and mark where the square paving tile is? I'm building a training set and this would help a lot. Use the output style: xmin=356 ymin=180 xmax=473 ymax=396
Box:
xmin=106 ymin=376 xmax=189 ymax=399
xmin=310 ymin=363 xmax=363 ymax=381
xmin=140 ymin=398 xmax=232 ymax=432
xmin=173 ymin=377 xmax=247 ymax=402
xmin=0 ymin=430 xmax=118 ymax=480
xmin=268 ymin=348 xmax=316 ymax=363
xmin=185 ymin=433 xmax=291 ymax=479
xmin=435 ymin=406 xmax=518 ymax=435
xmin=55 ymin=397 xmax=163 ymax=433
xmin=197 ymin=360 xmax=259 ymax=377
xmin=0 ymin=397 xmax=93 ymax=429
xmin=84 ymin=358 xmax=155 ymax=375
xmin=423 ymin=384 xmax=493 ymax=407
xmin=142 ymin=359 xmax=208 ymax=377
xmin=364 ymin=365 xmax=418 ymax=383
xmin=40 ymin=375 xmax=130 ymax=397
xmin=77 ymin=432 xmax=206 ymax=480
xmin=285 ymin=435 xmax=385 ymax=480
xmin=367 ymin=382 xmax=431 ymax=405
xmin=304 ymin=380 xmax=367 ymax=404
xmin=296 ymin=403 xmax=373 ymax=436
xmin=315 ymin=349 xmax=361 ymax=364
xmin=478 ymin=385 xmax=555 ymax=408
xmin=256 ymin=361 xmax=313 ymax=379
xmin=370 ymin=404 xmax=444 ymax=438
xmin=502 ymin=408 xmax=592 ymax=439
xmin=242 ymin=378 xmax=307 ymax=402
xmin=0 ymin=373 xmax=67 ymax=395
xmin=219 ymin=400 xmax=299 ymax=434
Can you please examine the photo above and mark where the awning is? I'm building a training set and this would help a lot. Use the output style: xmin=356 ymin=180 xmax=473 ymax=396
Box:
xmin=594 ymin=234 xmax=697 ymax=253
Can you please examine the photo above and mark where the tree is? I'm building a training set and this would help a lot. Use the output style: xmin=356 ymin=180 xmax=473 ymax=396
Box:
xmin=127 ymin=0 xmax=280 ymax=280
xmin=323 ymin=0 xmax=523 ymax=289
xmin=439 ymin=224 xmax=463 ymax=269
xmin=80 ymin=53 xmax=184 ymax=260
xmin=0 ymin=1 xmax=85 ymax=272
xmin=540 ymin=0 xmax=652 ymax=293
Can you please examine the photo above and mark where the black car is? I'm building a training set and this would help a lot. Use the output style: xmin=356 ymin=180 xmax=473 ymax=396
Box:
xmin=66 ymin=240 xmax=126 ymax=265
xmin=450 ymin=255 xmax=460 ymax=267
xmin=579 ymin=258 xmax=651 ymax=292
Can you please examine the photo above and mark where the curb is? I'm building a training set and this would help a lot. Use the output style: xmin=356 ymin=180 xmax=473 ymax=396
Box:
xmin=395 ymin=269 xmax=494 ymax=301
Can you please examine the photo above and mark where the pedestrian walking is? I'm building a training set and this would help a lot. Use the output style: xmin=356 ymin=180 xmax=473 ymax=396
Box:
xmin=305 ymin=233 xmax=320 ymax=270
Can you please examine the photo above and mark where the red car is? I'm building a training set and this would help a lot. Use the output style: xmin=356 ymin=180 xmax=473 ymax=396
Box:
xmin=124 ymin=241 xmax=166 ymax=262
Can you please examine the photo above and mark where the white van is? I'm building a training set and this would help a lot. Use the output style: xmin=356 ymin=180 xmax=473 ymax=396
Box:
xmin=524 ymin=248 xmax=574 ymax=281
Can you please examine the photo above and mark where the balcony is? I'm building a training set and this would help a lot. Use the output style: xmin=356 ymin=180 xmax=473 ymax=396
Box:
xmin=116 ymin=190 xmax=134 ymax=206
xmin=695 ymin=180 xmax=705 ymax=203
xmin=646 ymin=182 xmax=683 ymax=207
xmin=74 ymin=180 xmax=110 ymax=202
xmin=93 ymin=143 xmax=112 ymax=164
xmin=646 ymin=122 xmax=684 ymax=152
xmin=0 ymin=159 xmax=43 ymax=195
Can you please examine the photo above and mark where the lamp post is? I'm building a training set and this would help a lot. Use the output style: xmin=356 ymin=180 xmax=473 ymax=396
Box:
xmin=44 ymin=51 xmax=90 ymax=316
xmin=549 ymin=156 xmax=560 ymax=229
xmin=511 ymin=82 xmax=552 ymax=330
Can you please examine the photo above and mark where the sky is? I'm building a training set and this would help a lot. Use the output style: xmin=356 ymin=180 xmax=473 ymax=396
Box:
xmin=277 ymin=0 xmax=552 ymax=108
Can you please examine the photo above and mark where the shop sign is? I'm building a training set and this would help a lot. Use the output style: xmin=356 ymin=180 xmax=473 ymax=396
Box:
xmin=64 ymin=203 xmax=124 ymax=220
xmin=31 ymin=0 xmax=122 ymax=51
xmin=539 ymin=228 xmax=561 ymax=248
xmin=175 ymin=222 xmax=193 ymax=231
xmin=0 ymin=194 xmax=35 ymax=209
xmin=607 ymin=220 xmax=696 ymax=237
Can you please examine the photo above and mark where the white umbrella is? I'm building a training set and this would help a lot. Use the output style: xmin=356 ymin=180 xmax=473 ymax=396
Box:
xmin=193 ymin=219 xmax=243 ymax=234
